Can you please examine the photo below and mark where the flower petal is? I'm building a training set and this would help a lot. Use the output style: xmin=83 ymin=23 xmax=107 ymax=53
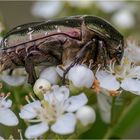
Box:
xmin=39 ymin=67 xmax=59 ymax=84
xmin=0 ymin=108 xmax=18 ymax=126
xmin=51 ymin=113 xmax=76 ymax=135
xmin=128 ymin=66 xmax=140 ymax=79
xmin=0 ymin=136 xmax=4 ymax=140
xmin=100 ymin=110 xmax=111 ymax=124
xmin=1 ymin=99 xmax=12 ymax=108
xmin=111 ymin=9 xmax=135 ymax=29
xmin=19 ymin=101 xmax=41 ymax=120
xmin=121 ymin=78 xmax=140 ymax=95
xmin=97 ymin=1 xmax=124 ymax=13
xmin=96 ymin=70 xmax=120 ymax=90
xmin=97 ymin=93 xmax=111 ymax=112
xmin=25 ymin=122 xmax=49 ymax=139
xmin=125 ymin=41 xmax=140 ymax=64
xmin=97 ymin=93 xmax=111 ymax=124
xmin=32 ymin=1 xmax=63 ymax=18
xmin=68 ymin=65 xmax=94 ymax=88
xmin=0 ymin=75 xmax=26 ymax=86
xmin=76 ymin=106 xmax=96 ymax=126
xmin=65 ymin=93 xmax=88 ymax=112
xmin=44 ymin=86 xmax=69 ymax=103
xmin=33 ymin=78 xmax=51 ymax=95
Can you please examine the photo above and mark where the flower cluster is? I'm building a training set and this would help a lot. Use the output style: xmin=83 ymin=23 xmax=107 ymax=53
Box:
xmin=1 ymin=39 xmax=140 ymax=139
xmin=20 ymin=79 xmax=95 ymax=138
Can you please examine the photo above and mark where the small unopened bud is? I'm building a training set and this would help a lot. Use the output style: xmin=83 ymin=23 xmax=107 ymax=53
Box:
xmin=76 ymin=106 xmax=96 ymax=126
xmin=68 ymin=65 xmax=94 ymax=88
xmin=40 ymin=67 xmax=59 ymax=84
xmin=33 ymin=78 xmax=51 ymax=99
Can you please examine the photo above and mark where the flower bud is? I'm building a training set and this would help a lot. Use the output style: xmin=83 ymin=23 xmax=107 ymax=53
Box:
xmin=39 ymin=67 xmax=59 ymax=84
xmin=33 ymin=78 xmax=51 ymax=99
xmin=76 ymin=106 xmax=96 ymax=126
xmin=68 ymin=65 xmax=94 ymax=88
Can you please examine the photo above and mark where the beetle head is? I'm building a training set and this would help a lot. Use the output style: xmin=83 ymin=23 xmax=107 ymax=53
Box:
xmin=108 ymin=39 xmax=124 ymax=64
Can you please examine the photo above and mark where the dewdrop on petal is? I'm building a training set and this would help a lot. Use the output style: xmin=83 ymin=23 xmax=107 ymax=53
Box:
xmin=33 ymin=78 xmax=51 ymax=98
xmin=76 ymin=105 xmax=96 ymax=126
xmin=68 ymin=65 xmax=94 ymax=88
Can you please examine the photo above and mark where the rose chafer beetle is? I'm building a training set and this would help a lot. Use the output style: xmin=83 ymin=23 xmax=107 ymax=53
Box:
xmin=0 ymin=15 xmax=124 ymax=85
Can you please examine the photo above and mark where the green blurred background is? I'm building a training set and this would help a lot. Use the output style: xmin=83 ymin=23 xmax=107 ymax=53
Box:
xmin=0 ymin=1 xmax=140 ymax=139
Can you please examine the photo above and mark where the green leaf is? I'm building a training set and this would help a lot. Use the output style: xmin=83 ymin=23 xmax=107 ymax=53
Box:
xmin=104 ymin=95 xmax=140 ymax=139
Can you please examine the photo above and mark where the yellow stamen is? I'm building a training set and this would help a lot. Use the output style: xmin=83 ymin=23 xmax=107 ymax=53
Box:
xmin=92 ymin=79 xmax=101 ymax=93
xmin=29 ymin=93 xmax=36 ymax=101
xmin=25 ymin=95 xmax=30 ymax=103
xmin=109 ymin=90 xmax=119 ymax=96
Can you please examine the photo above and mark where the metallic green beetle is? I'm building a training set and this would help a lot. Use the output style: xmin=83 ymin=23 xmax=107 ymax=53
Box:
xmin=0 ymin=15 xmax=124 ymax=85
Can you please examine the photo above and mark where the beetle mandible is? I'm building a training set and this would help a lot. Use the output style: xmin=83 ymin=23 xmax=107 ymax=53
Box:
xmin=0 ymin=15 xmax=124 ymax=85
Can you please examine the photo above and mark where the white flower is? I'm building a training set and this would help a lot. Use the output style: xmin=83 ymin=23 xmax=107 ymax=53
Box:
xmin=39 ymin=67 xmax=59 ymax=84
xmin=96 ymin=70 xmax=120 ymax=91
xmin=95 ymin=55 xmax=140 ymax=96
xmin=33 ymin=78 xmax=51 ymax=96
xmin=0 ymin=93 xmax=18 ymax=126
xmin=68 ymin=65 xmax=95 ymax=88
xmin=19 ymin=86 xmax=88 ymax=138
xmin=111 ymin=9 xmax=135 ymax=29
xmin=25 ymin=122 xmax=49 ymax=139
xmin=32 ymin=1 xmax=63 ymax=18
xmin=0 ymin=75 xmax=26 ymax=86
xmin=76 ymin=105 xmax=96 ymax=126
xmin=125 ymin=40 xmax=140 ymax=64
xmin=68 ymin=0 xmax=93 ymax=8
xmin=96 ymin=1 xmax=124 ymax=13
xmin=121 ymin=78 xmax=140 ymax=95
xmin=0 ymin=68 xmax=27 ymax=86
xmin=0 ymin=136 xmax=4 ymax=140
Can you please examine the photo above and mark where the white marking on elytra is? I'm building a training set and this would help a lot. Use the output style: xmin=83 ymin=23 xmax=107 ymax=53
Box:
xmin=17 ymin=26 xmax=21 ymax=30
xmin=28 ymin=27 xmax=32 ymax=31
xmin=105 ymin=33 xmax=110 ymax=38
xmin=4 ymin=39 xmax=7 ymax=47
xmin=27 ymin=30 xmax=34 ymax=40
xmin=45 ymin=32 xmax=50 ymax=36
xmin=100 ymin=25 xmax=103 ymax=28
xmin=57 ymin=28 xmax=61 ymax=33
xmin=45 ymin=32 xmax=48 ymax=36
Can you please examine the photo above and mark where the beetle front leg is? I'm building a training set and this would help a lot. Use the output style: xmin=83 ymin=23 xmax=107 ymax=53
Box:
xmin=24 ymin=51 xmax=38 ymax=85
xmin=62 ymin=40 xmax=94 ymax=84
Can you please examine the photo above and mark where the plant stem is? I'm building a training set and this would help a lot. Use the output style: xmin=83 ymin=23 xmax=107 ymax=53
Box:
xmin=103 ymin=96 xmax=116 ymax=139
xmin=111 ymin=96 xmax=116 ymax=126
